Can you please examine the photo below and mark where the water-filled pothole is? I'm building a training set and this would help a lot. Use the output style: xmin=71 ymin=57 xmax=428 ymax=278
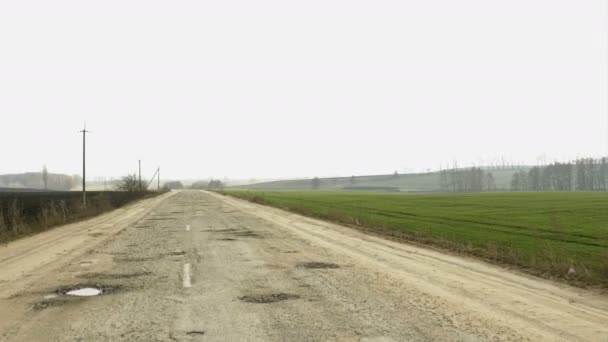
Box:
xmin=297 ymin=262 xmax=340 ymax=269
xmin=238 ymin=293 xmax=300 ymax=304
xmin=56 ymin=284 xmax=122 ymax=296
xmin=67 ymin=288 xmax=102 ymax=296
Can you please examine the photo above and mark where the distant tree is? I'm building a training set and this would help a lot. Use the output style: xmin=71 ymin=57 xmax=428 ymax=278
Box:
xmin=42 ymin=165 xmax=49 ymax=190
xmin=485 ymin=172 xmax=495 ymax=191
xmin=163 ymin=181 xmax=184 ymax=190
xmin=393 ymin=170 xmax=399 ymax=178
xmin=117 ymin=174 xmax=145 ymax=192
xmin=350 ymin=175 xmax=356 ymax=185
xmin=191 ymin=181 xmax=208 ymax=189
xmin=439 ymin=170 xmax=449 ymax=191
xmin=207 ymin=179 xmax=225 ymax=190
xmin=311 ymin=177 xmax=320 ymax=190
xmin=528 ymin=167 xmax=541 ymax=191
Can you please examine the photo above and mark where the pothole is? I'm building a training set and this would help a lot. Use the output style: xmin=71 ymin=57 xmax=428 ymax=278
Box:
xmin=186 ymin=331 xmax=205 ymax=336
xmin=78 ymin=271 xmax=152 ymax=280
xmin=114 ymin=257 xmax=153 ymax=262
xmin=67 ymin=288 xmax=102 ymax=296
xmin=218 ymin=238 xmax=237 ymax=241
xmin=238 ymin=293 xmax=300 ymax=304
xmin=56 ymin=284 xmax=122 ymax=296
xmin=233 ymin=231 xmax=262 ymax=238
xmin=297 ymin=262 xmax=340 ymax=269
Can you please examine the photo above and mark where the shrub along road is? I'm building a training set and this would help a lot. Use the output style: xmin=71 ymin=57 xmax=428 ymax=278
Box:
xmin=0 ymin=191 xmax=606 ymax=341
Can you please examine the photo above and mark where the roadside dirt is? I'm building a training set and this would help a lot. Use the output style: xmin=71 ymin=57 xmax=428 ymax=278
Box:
xmin=0 ymin=190 xmax=606 ymax=341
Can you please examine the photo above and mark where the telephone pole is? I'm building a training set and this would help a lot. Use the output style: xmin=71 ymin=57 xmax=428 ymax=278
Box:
xmin=79 ymin=125 xmax=91 ymax=208
xmin=138 ymin=160 xmax=142 ymax=190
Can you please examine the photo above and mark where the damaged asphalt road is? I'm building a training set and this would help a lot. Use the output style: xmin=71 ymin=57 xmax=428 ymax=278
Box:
xmin=0 ymin=190 xmax=607 ymax=341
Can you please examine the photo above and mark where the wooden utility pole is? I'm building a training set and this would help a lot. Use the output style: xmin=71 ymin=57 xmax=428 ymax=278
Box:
xmin=79 ymin=125 xmax=90 ymax=208
xmin=138 ymin=160 xmax=142 ymax=191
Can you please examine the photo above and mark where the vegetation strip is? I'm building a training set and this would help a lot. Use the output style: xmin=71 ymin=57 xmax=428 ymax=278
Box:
xmin=0 ymin=191 xmax=161 ymax=243
xmin=219 ymin=189 xmax=608 ymax=286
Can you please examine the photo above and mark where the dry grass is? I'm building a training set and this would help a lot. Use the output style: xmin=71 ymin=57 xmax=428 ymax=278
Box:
xmin=0 ymin=192 xmax=157 ymax=243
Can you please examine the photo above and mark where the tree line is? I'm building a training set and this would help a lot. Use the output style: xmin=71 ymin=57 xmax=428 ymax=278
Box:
xmin=511 ymin=158 xmax=608 ymax=191
xmin=437 ymin=157 xmax=608 ymax=192
xmin=439 ymin=167 xmax=496 ymax=192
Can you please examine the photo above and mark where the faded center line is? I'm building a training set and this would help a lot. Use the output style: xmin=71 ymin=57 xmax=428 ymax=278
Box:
xmin=183 ymin=263 xmax=192 ymax=288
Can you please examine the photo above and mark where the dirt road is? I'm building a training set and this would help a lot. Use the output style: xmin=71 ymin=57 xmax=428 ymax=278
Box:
xmin=0 ymin=190 xmax=607 ymax=341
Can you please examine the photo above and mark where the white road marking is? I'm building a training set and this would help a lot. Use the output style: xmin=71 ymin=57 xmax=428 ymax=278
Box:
xmin=186 ymin=225 xmax=191 ymax=231
xmin=183 ymin=263 xmax=192 ymax=288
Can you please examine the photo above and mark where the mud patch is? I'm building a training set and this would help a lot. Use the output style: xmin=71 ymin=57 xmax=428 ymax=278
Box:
xmin=200 ymin=228 xmax=240 ymax=233
xmin=238 ymin=293 xmax=300 ymax=304
xmin=114 ymin=256 xmax=154 ymax=262
xmin=233 ymin=231 xmax=262 ymax=238
xmin=33 ymin=299 xmax=68 ymax=311
xmin=297 ymin=262 xmax=340 ymax=269
xmin=166 ymin=251 xmax=186 ymax=256
xmin=186 ymin=331 xmax=205 ymax=335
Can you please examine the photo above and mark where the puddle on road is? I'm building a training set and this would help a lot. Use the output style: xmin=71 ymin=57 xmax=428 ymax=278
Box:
xmin=55 ymin=284 xmax=122 ymax=296
xmin=35 ymin=284 xmax=122 ymax=310
xmin=66 ymin=288 xmax=102 ymax=296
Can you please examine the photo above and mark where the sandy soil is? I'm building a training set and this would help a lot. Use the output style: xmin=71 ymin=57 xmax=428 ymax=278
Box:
xmin=0 ymin=190 xmax=606 ymax=341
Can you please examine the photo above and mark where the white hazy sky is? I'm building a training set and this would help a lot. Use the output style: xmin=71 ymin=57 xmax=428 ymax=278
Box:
xmin=1 ymin=1 xmax=606 ymax=180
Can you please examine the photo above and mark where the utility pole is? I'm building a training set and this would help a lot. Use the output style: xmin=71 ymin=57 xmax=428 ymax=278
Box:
xmin=79 ymin=125 xmax=91 ymax=208
xmin=138 ymin=160 xmax=142 ymax=191
xmin=146 ymin=166 xmax=161 ymax=192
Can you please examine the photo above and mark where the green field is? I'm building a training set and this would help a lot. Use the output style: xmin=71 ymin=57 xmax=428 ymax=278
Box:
xmin=220 ymin=189 xmax=608 ymax=285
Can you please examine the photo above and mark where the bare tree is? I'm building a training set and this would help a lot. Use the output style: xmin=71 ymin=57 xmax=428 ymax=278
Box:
xmin=207 ymin=179 xmax=225 ymax=189
xmin=116 ymin=174 xmax=147 ymax=192
xmin=42 ymin=165 xmax=49 ymax=190
xmin=311 ymin=177 xmax=320 ymax=190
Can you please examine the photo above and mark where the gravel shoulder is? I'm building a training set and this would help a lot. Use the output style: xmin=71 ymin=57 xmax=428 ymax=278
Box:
xmin=0 ymin=190 xmax=606 ymax=341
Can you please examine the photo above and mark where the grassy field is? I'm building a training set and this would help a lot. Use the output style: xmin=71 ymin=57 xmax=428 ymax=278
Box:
xmin=219 ymin=189 xmax=608 ymax=285
xmin=0 ymin=191 xmax=156 ymax=243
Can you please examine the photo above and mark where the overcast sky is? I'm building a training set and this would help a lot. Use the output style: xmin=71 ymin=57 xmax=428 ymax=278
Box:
xmin=1 ymin=1 xmax=606 ymax=180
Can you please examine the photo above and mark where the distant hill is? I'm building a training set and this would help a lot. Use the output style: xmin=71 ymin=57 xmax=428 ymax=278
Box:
xmin=240 ymin=167 xmax=530 ymax=192
xmin=0 ymin=173 xmax=79 ymax=191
